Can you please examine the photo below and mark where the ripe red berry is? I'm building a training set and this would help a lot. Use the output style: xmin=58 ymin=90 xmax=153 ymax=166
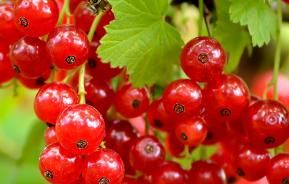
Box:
xmin=115 ymin=84 xmax=150 ymax=118
xmin=9 ymin=37 xmax=52 ymax=79
xmin=95 ymin=9 xmax=114 ymax=39
xmin=162 ymin=79 xmax=203 ymax=119
xmin=151 ymin=161 xmax=188 ymax=184
xmin=39 ymin=143 xmax=82 ymax=184
xmin=14 ymin=0 xmax=59 ymax=37
xmin=203 ymin=74 xmax=250 ymax=124
xmin=202 ymin=117 xmax=227 ymax=145
xmin=47 ymin=25 xmax=89 ymax=70
xmin=74 ymin=2 xmax=94 ymax=33
xmin=0 ymin=42 xmax=14 ymax=84
xmin=244 ymin=100 xmax=289 ymax=149
xmin=180 ymin=36 xmax=226 ymax=82
xmin=129 ymin=136 xmax=165 ymax=173
xmin=175 ymin=116 xmax=208 ymax=146
xmin=70 ymin=0 xmax=84 ymax=12
xmin=56 ymin=104 xmax=105 ymax=155
xmin=34 ymin=83 xmax=79 ymax=124
xmin=188 ymin=160 xmax=227 ymax=184
xmin=44 ymin=126 xmax=58 ymax=145
xmin=267 ymin=154 xmax=289 ymax=184
xmin=18 ymin=71 xmax=51 ymax=89
xmin=234 ymin=146 xmax=270 ymax=181
xmin=82 ymin=148 xmax=125 ymax=184
xmin=165 ymin=134 xmax=185 ymax=158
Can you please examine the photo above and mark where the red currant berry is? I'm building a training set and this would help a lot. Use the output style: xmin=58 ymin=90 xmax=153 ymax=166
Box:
xmin=47 ymin=25 xmax=89 ymax=70
xmin=188 ymin=160 xmax=227 ymax=184
xmin=14 ymin=0 xmax=59 ymax=37
xmin=9 ymin=37 xmax=52 ymax=79
xmin=115 ymin=84 xmax=150 ymax=118
xmin=129 ymin=136 xmax=165 ymax=173
xmin=70 ymin=0 xmax=84 ymax=12
xmin=95 ymin=9 xmax=114 ymax=39
xmin=162 ymin=79 xmax=202 ymax=119
xmin=122 ymin=176 xmax=139 ymax=184
xmin=244 ymin=100 xmax=289 ymax=149
xmin=44 ymin=126 xmax=58 ymax=145
xmin=74 ymin=1 xmax=94 ymax=33
xmin=234 ymin=146 xmax=270 ymax=181
xmin=151 ymin=161 xmax=188 ymax=184
xmin=0 ymin=42 xmax=14 ymax=84
xmin=39 ymin=143 xmax=82 ymax=184
xmin=165 ymin=134 xmax=185 ymax=158
xmin=267 ymin=154 xmax=289 ymax=184
xmin=175 ymin=116 xmax=207 ymax=146
xmin=0 ymin=2 xmax=22 ymax=43
xmin=56 ymin=104 xmax=105 ymax=155
xmin=82 ymin=148 xmax=125 ymax=184
xmin=202 ymin=117 xmax=227 ymax=145
xmin=180 ymin=36 xmax=226 ymax=82
xmin=203 ymin=74 xmax=250 ymax=123
xmin=34 ymin=82 xmax=79 ymax=124
xmin=147 ymin=99 xmax=172 ymax=132
xmin=18 ymin=70 xmax=51 ymax=89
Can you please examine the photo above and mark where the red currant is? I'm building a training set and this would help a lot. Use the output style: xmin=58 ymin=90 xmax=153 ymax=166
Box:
xmin=9 ymin=37 xmax=52 ymax=79
xmin=244 ymin=100 xmax=289 ymax=149
xmin=82 ymin=148 xmax=125 ymax=184
xmin=180 ymin=36 xmax=226 ymax=82
xmin=14 ymin=0 xmax=59 ymax=37
xmin=115 ymin=84 xmax=150 ymax=118
xmin=202 ymin=118 xmax=227 ymax=145
xmin=44 ymin=126 xmax=58 ymax=145
xmin=162 ymin=79 xmax=203 ymax=119
xmin=165 ymin=134 xmax=185 ymax=158
xmin=39 ymin=143 xmax=82 ymax=184
xmin=70 ymin=0 xmax=84 ymax=12
xmin=0 ymin=41 xmax=14 ymax=84
xmin=18 ymin=70 xmax=51 ymax=89
xmin=267 ymin=154 xmax=289 ymax=184
xmin=74 ymin=1 xmax=94 ymax=33
xmin=95 ymin=9 xmax=114 ymax=39
xmin=56 ymin=104 xmax=105 ymax=155
xmin=47 ymin=25 xmax=89 ymax=70
xmin=34 ymin=82 xmax=79 ymax=124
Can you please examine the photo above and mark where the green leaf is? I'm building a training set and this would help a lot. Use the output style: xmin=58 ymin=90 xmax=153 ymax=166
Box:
xmin=229 ymin=0 xmax=277 ymax=47
xmin=213 ymin=0 xmax=251 ymax=72
xmin=98 ymin=0 xmax=184 ymax=87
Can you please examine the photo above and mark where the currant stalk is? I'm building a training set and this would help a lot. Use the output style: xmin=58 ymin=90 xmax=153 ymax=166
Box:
xmin=57 ymin=0 xmax=71 ymax=25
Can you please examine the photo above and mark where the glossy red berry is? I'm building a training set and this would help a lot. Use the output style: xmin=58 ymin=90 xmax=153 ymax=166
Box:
xmin=267 ymin=154 xmax=289 ymax=184
xmin=39 ymin=143 xmax=82 ymax=184
xmin=129 ymin=136 xmax=165 ymax=173
xmin=9 ymin=37 xmax=52 ymax=79
xmin=234 ymin=146 xmax=270 ymax=181
xmin=56 ymin=104 xmax=105 ymax=155
xmin=0 ymin=2 xmax=22 ymax=42
xmin=70 ymin=0 xmax=84 ymax=12
xmin=74 ymin=1 xmax=94 ymax=33
xmin=165 ymin=134 xmax=185 ymax=158
xmin=47 ymin=25 xmax=89 ymax=70
xmin=203 ymin=74 xmax=250 ymax=124
xmin=151 ymin=161 xmax=188 ymax=184
xmin=0 ymin=42 xmax=14 ymax=84
xmin=44 ymin=126 xmax=58 ymax=145
xmin=163 ymin=79 xmax=202 ymax=119
xmin=82 ymin=148 xmax=125 ymax=184
xmin=18 ymin=70 xmax=51 ymax=89
xmin=180 ymin=36 xmax=226 ymax=82
xmin=244 ymin=100 xmax=289 ymax=149
xmin=14 ymin=0 xmax=59 ymax=37
xmin=115 ymin=84 xmax=150 ymax=118
xmin=95 ymin=9 xmax=114 ymax=39
xmin=188 ymin=160 xmax=226 ymax=184
xmin=175 ymin=116 xmax=208 ymax=146
xmin=147 ymin=99 xmax=172 ymax=132
xmin=34 ymin=83 xmax=79 ymax=124
xmin=202 ymin=117 xmax=227 ymax=145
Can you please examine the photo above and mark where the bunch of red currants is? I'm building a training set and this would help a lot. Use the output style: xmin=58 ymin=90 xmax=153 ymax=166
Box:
xmin=1 ymin=0 xmax=289 ymax=183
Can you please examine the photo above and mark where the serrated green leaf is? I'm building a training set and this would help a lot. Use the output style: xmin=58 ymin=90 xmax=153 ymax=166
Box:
xmin=229 ymin=0 xmax=277 ymax=47
xmin=98 ymin=0 xmax=183 ymax=87
xmin=213 ymin=0 xmax=251 ymax=72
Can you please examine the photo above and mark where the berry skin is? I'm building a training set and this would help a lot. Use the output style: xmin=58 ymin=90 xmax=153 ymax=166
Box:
xmin=151 ymin=161 xmax=188 ymax=184
xmin=162 ymin=79 xmax=203 ymax=119
xmin=34 ymin=83 xmax=79 ymax=124
xmin=9 ymin=37 xmax=52 ymax=79
xmin=180 ymin=36 xmax=226 ymax=82
xmin=44 ymin=126 xmax=58 ymax=145
xmin=129 ymin=136 xmax=165 ymax=173
xmin=95 ymin=9 xmax=114 ymax=39
xmin=147 ymin=99 xmax=172 ymax=132
xmin=14 ymin=0 xmax=59 ymax=37
xmin=267 ymin=154 xmax=289 ymax=184
xmin=165 ymin=134 xmax=185 ymax=158
xmin=188 ymin=160 xmax=227 ymax=184
xmin=39 ymin=143 xmax=82 ymax=184
xmin=74 ymin=1 xmax=94 ymax=33
xmin=0 ymin=2 xmax=22 ymax=42
xmin=56 ymin=104 xmax=105 ymax=155
xmin=115 ymin=84 xmax=150 ymax=118
xmin=82 ymin=148 xmax=125 ymax=184
xmin=244 ymin=100 xmax=289 ymax=149
xmin=234 ymin=146 xmax=270 ymax=181
xmin=175 ymin=116 xmax=208 ymax=146
xmin=47 ymin=25 xmax=89 ymax=70
xmin=0 ymin=42 xmax=14 ymax=84
xmin=202 ymin=116 xmax=227 ymax=145
xmin=203 ymin=74 xmax=250 ymax=124
xmin=18 ymin=70 xmax=51 ymax=89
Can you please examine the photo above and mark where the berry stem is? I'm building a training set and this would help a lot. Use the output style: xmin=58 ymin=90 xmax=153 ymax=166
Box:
xmin=198 ymin=0 xmax=204 ymax=36
xmin=57 ymin=0 xmax=71 ymax=25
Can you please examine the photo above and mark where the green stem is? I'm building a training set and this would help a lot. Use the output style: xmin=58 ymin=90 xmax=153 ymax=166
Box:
xmin=198 ymin=0 xmax=204 ymax=36
xmin=57 ymin=0 xmax=71 ymax=25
